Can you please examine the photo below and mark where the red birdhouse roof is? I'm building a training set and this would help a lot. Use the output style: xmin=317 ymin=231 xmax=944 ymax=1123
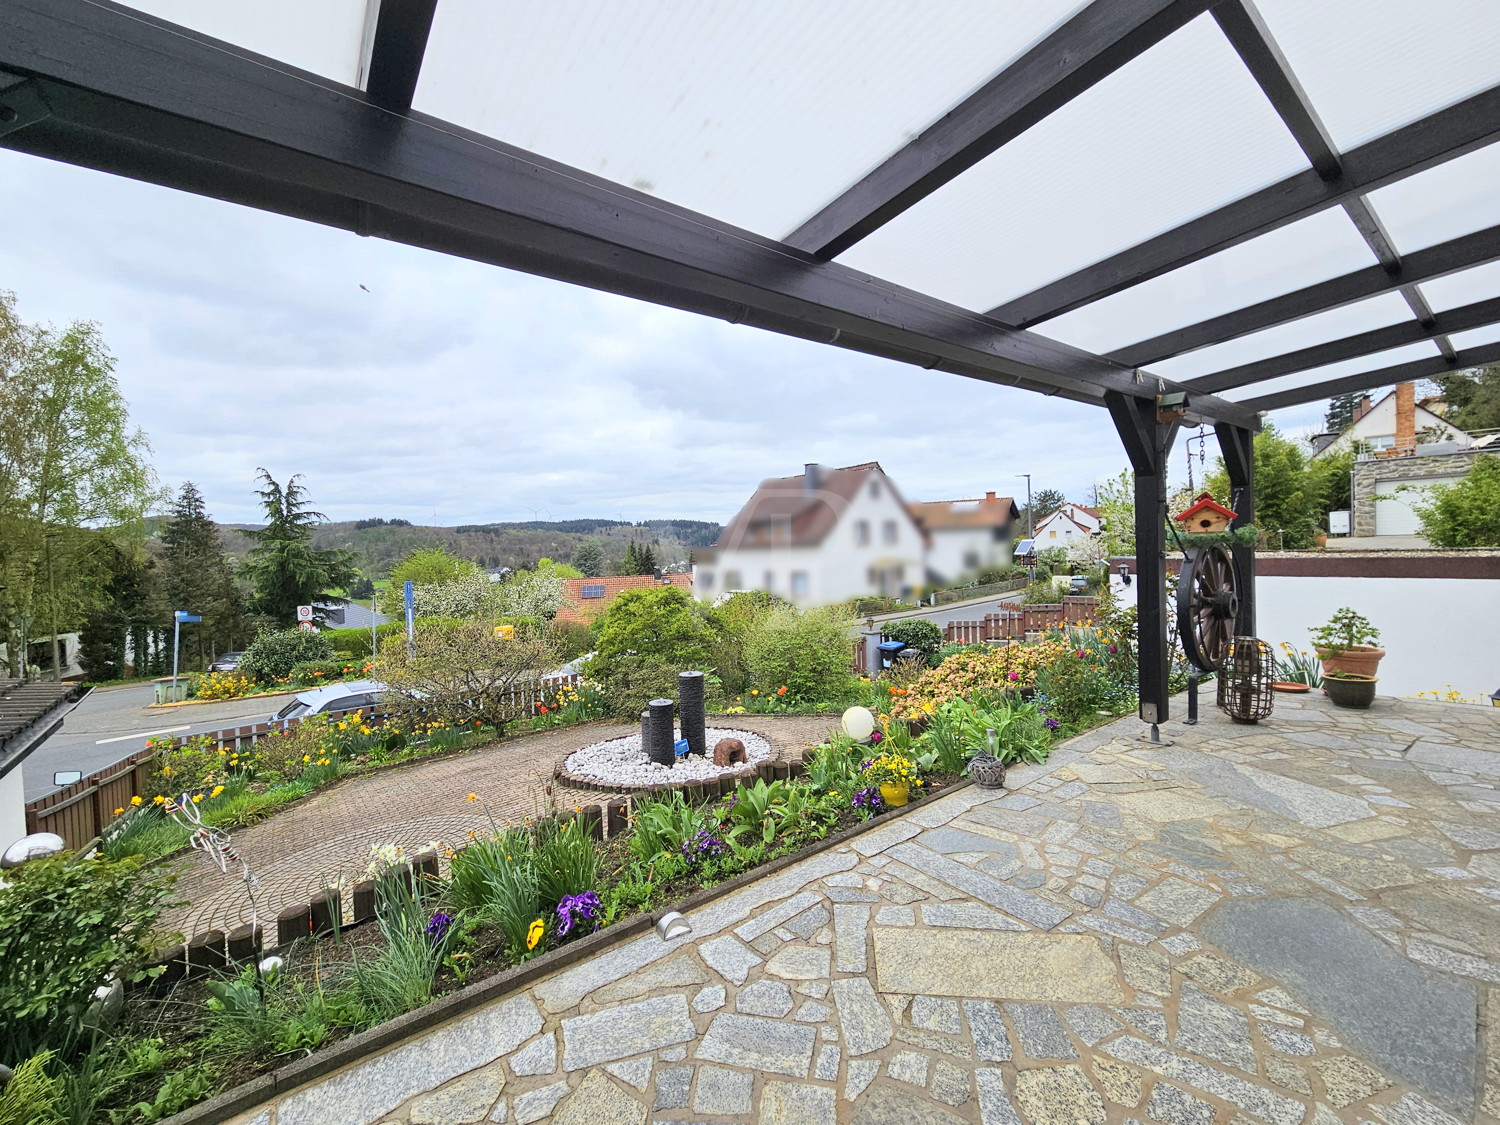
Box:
xmin=1174 ymin=493 xmax=1238 ymax=523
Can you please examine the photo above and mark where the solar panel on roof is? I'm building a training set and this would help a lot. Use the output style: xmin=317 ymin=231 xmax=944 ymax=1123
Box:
xmin=580 ymin=584 xmax=606 ymax=599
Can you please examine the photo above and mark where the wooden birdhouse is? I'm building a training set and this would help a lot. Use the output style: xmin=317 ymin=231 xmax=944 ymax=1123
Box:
xmin=1174 ymin=493 xmax=1237 ymax=534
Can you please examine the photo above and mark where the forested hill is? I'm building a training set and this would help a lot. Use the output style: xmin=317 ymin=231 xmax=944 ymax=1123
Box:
xmin=212 ymin=518 xmax=722 ymax=578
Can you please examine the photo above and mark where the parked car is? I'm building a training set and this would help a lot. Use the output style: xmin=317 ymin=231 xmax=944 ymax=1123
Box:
xmin=1068 ymin=575 xmax=1090 ymax=593
xmin=269 ymin=679 xmax=388 ymax=726
xmin=208 ymin=651 xmax=245 ymax=672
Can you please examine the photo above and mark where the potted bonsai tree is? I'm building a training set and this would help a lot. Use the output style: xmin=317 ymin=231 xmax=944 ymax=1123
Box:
xmin=1323 ymin=670 xmax=1378 ymax=709
xmin=1309 ymin=607 xmax=1384 ymax=677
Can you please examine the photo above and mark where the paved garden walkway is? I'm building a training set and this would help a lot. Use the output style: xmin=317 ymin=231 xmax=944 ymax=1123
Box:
xmin=165 ymin=714 xmax=837 ymax=937
xmin=222 ymin=692 xmax=1500 ymax=1125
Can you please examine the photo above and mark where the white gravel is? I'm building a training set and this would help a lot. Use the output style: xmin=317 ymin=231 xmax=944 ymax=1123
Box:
xmin=563 ymin=727 xmax=773 ymax=786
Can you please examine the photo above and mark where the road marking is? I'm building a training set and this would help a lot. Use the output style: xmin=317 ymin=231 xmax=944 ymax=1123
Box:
xmin=96 ymin=726 xmax=190 ymax=745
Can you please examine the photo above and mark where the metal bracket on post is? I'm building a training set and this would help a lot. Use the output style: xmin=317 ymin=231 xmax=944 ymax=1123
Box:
xmin=0 ymin=77 xmax=52 ymax=138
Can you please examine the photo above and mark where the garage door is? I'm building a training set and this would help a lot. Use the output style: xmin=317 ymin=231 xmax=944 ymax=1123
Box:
xmin=1374 ymin=476 xmax=1462 ymax=535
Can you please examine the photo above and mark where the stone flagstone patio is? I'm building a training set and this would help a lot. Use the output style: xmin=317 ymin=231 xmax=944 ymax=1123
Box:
xmin=222 ymin=692 xmax=1500 ymax=1125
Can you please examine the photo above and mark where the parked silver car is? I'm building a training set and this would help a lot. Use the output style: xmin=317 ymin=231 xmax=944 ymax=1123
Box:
xmin=269 ymin=679 xmax=388 ymax=726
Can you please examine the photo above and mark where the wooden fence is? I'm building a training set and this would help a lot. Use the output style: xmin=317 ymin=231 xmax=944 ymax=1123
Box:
xmin=25 ymin=672 xmax=581 ymax=847
xmin=941 ymin=596 xmax=1099 ymax=645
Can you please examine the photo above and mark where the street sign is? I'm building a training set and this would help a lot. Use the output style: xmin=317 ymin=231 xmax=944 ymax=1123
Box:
xmin=296 ymin=605 xmax=314 ymax=622
xmin=170 ymin=609 xmax=201 ymax=702
xmin=174 ymin=610 xmax=202 ymax=624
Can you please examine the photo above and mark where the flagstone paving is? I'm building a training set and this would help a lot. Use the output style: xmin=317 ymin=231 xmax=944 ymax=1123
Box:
xmin=222 ymin=693 xmax=1500 ymax=1125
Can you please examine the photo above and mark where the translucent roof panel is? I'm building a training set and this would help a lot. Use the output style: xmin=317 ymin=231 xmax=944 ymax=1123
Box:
xmin=121 ymin=0 xmax=369 ymax=85
xmin=414 ymin=0 xmax=1087 ymax=239
xmin=1220 ymin=340 xmax=1442 ymax=404
xmin=1363 ymin=140 xmax=1500 ymax=255
xmin=1421 ymin=261 xmax=1500 ymax=310
xmin=835 ymin=14 xmax=1311 ymax=311
xmin=1255 ymin=0 xmax=1500 ymax=151
xmin=1447 ymin=323 xmax=1500 ymax=352
xmin=1147 ymin=292 xmax=1416 ymax=382
xmin=1033 ymin=208 xmax=1378 ymax=357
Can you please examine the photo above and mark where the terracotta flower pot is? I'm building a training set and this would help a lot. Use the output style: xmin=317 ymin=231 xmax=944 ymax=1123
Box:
xmin=1324 ymin=674 xmax=1378 ymax=709
xmin=1316 ymin=645 xmax=1385 ymax=678
xmin=879 ymin=781 xmax=910 ymax=807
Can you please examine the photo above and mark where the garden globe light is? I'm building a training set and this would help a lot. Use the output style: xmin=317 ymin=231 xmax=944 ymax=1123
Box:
xmin=2 ymin=831 xmax=65 ymax=868
xmin=842 ymin=706 xmax=875 ymax=742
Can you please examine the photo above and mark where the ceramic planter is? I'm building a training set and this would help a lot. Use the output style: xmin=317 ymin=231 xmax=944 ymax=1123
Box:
xmin=1316 ymin=645 xmax=1385 ymax=678
xmin=1324 ymin=674 xmax=1378 ymax=709
xmin=879 ymin=781 xmax=910 ymax=807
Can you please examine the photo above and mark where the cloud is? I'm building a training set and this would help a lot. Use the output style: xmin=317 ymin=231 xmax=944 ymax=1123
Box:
xmin=0 ymin=150 xmax=1305 ymax=528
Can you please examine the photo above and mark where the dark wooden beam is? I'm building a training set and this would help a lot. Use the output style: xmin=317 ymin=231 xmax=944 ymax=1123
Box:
xmin=784 ymin=0 xmax=1214 ymax=259
xmin=1236 ymin=340 xmax=1500 ymax=413
xmin=986 ymin=83 xmax=1500 ymax=328
xmin=1214 ymin=1 xmax=1457 ymax=362
xmin=0 ymin=0 xmax=1261 ymax=428
xmin=1183 ymin=293 xmax=1500 ymax=394
xmin=1106 ymin=392 xmax=1179 ymax=727
xmin=360 ymin=0 xmax=438 ymax=114
xmin=1112 ymin=223 xmax=1500 ymax=367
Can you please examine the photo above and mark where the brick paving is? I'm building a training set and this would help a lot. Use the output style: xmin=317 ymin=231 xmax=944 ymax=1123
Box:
xmin=214 ymin=692 xmax=1500 ymax=1125
xmin=164 ymin=713 xmax=839 ymax=938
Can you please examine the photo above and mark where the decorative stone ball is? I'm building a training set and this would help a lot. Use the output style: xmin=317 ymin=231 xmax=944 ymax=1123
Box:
xmin=713 ymin=738 xmax=748 ymax=767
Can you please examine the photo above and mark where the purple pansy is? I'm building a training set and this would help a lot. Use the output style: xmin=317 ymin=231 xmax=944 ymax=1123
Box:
xmin=556 ymin=891 xmax=601 ymax=936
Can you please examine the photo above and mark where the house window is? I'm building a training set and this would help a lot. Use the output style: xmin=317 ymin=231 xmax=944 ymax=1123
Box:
xmin=1049 ymin=530 xmax=1057 ymax=538
xmin=869 ymin=480 xmax=881 ymax=499
xmin=855 ymin=520 xmax=870 ymax=546
xmin=764 ymin=570 xmax=775 ymax=590
xmin=1369 ymin=434 xmax=1395 ymax=450
xmin=791 ymin=571 xmax=809 ymax=597
xmin=699 ymin=571 xmax=714 ymax=590
xmin=963 ymin=550 xmax=980 ymax=569
xmin=882 ymin=520 xmax=898 ymax=545
xmin=724 ymin=570 xmax=742 ymax=589
xmin=580 ymin=583 xmax=606 ymax=599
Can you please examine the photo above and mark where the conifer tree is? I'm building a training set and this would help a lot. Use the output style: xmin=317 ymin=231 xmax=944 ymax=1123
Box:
xmin=160 ymin=481 xmax=247 ymax=664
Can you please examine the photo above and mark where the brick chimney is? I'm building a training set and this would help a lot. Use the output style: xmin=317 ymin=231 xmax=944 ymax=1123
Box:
xmin=804 ymin=463 xmax=821 ymax=493
xmin=1395 ymin=382 xmax=1416 ymax=450
xmin=985 ymin=491 xmax=996 ymax=501
xmin=1351 ymin=394 xmax=1373 ymax=423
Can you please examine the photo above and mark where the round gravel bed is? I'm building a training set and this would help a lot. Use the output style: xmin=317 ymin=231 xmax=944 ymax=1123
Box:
xmin=558 ymin=727 xmax=773 ymax=791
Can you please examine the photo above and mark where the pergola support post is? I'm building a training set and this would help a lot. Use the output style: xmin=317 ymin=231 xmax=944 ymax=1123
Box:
xmin=1106 ymin=392 xmax=1180 ymax=732
xmin=1215 ymin=422 xmax=1257 ymax=638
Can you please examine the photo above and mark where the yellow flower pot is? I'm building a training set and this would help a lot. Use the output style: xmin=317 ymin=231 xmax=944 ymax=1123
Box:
xmin=879 ymin=781 xmax=910 ymax=807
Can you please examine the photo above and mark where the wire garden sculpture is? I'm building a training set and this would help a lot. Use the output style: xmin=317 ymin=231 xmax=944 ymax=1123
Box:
xmin=164 ymin=791 xmax=267 ymax=990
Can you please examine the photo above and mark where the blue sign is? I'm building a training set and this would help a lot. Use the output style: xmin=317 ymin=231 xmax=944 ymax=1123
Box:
xmin=174 ymin=610 xmax=202 ymax=623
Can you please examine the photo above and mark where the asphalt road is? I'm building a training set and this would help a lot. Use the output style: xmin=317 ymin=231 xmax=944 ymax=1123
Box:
xmin=23 ymin=683 xmax=294 ymax=800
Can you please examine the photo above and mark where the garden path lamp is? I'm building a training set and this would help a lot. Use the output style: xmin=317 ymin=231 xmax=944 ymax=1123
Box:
xmin=842 ymin=706 xmax=875 ymax=742
xmin=656 ymin=911 xmax=692 ymax=940
xmin=1490 ymin=687 xmax=1500 ymax=708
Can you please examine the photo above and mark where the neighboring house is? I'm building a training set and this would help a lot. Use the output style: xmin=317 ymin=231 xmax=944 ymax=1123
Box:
xmin=555 ymin=573 xmax=692 ymax=624
xmin=908 ymin=492 xmax=1021 ymax=584
xmin=0 ymin=679 xmax=89 ymax=846
xmin=1034 ymin=502 xmax=1102 ymax=545
xmin=693 ymin=463 xmax=927 ymax=606
xmin=314 ymin=598 xmax=391 ymax=630
xmin=1349 ymin=446 xmax=1494 ymax=537
xmin=1313 ymin=382 xmax=1470 ymax=460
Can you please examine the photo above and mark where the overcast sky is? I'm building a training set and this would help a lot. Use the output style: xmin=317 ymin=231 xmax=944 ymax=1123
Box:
xmin=0 ymin=150 xmax=1325 ymax=528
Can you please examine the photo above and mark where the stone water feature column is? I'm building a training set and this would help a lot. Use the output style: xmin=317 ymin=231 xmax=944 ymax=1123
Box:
xmin=645 ymin=698 xmax=676 ymax=767
xmin=678 ymin=670 xmax=706 ymax=757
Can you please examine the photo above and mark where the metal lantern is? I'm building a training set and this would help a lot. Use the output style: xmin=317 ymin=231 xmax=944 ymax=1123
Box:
xmin=1217 ymin=636 xmax=1274 ymax=724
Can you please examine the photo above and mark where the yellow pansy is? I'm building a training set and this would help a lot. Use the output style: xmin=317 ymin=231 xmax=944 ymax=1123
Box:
xmin=526 ymin=919 xmax=545 ymax=950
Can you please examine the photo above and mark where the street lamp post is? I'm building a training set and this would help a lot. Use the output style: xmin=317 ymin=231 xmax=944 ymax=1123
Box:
xmin=1020 ymin=474 xmax=1033 ymax=538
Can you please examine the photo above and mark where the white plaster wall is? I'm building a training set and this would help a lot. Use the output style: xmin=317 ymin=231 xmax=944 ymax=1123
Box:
xmin=1256 ymin=576 xmax=1500 ymax=700
xmin=698 ymin=472 xmax=925 ymax=606
xmin=927 ymin=528 xmax=1013 ymax=583
xmin=0 ymin=766 xmax=27 ymax=851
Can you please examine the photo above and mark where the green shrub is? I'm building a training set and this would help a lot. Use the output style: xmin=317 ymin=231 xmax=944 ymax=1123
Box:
xmin=707 ymin=591 xmax=786 ymax=697
xmin=239 ymin=629 xmax=334 ymax=682
xmin=881 ymin=618 xmax=944 ymax=663
xmin=0 ymin=853 xmax=176 ymax=1063
xmin=0 ymin=1051 xmax=64 ymax=1125
xmin=584 ymin=587 xmax=716 ymax=717
xmin=548 ymin=619 xmax=594 ymax=663
xmin=288 ymin=658 xmax=355 ymax=686
xmin=743 ymin=605 xmax=859 ymax=706
xmin=1407 ymin=454 xmax=1500 ymax=547
xmin=319 ymin=624 xmax=402 ymax=659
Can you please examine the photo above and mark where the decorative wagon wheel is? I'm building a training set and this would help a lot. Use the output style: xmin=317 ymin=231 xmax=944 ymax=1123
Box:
xmin=1176 ymin=545 xmax=1240 ymax=672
